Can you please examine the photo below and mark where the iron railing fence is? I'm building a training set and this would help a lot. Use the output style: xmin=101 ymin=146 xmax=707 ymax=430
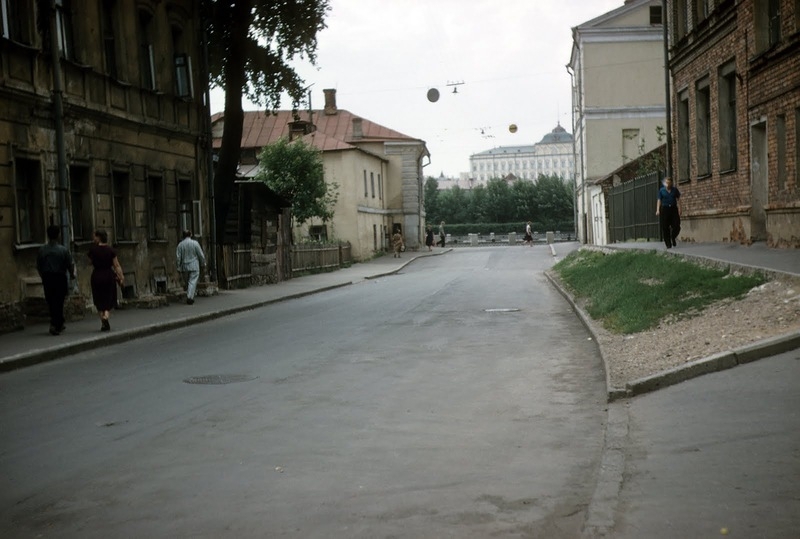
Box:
xmin=608 ymin=171 xmax=662 ymax=243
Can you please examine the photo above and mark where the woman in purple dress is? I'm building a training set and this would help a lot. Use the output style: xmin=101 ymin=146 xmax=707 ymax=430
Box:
xmin=87 ymin=229 xmax=124 ymax=331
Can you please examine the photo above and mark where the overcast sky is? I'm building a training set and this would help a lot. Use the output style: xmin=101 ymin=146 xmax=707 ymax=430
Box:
xmin=210 ymin=0 xmax=626 ymax=178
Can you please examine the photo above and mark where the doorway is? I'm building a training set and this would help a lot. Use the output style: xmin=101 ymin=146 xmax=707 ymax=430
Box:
xmin=750 ymin=121 xmax=768 ymax=241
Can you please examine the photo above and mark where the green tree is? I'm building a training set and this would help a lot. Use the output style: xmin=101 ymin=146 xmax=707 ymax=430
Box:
xmin=255 ymin=138 xmax=338 ymax=224
xmin=205 ymin=0 xmax=330 ymax=239
xmin=511 ymin=179 xmax=536 ymax=222
xmin=534 ymin=174 xmax=574 ymax=226
xmin=484 ymin=179 xmax=513 ymax=223
xmin=423 ymin=177 xmax=440 ymax=222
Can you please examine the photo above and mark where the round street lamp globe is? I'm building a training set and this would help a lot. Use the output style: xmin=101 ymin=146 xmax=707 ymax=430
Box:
xmin=509 ymin=124 xmax=518 ymax=133
xmin=427 ymin=88 xmax=440 ymax=103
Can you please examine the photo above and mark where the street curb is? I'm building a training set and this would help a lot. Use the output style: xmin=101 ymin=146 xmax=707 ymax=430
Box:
xmin=544 ymin=269 xmax=800 ymax=401
xmin=544 ymin=270 xmax=626 ymax=401
xmin=625 ymin=331 xmax=800 ymax=396
xmin=0 ymin=251 xmax=454 ymax=374
xmin=0 ymin=282 xmax=352 ymax=374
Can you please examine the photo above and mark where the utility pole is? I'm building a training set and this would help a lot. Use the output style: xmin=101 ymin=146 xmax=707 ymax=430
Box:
xmin=663 ymin=0 xmax=672 ymax=179
xmin=49 ymin=1 xmax=71 ymax=248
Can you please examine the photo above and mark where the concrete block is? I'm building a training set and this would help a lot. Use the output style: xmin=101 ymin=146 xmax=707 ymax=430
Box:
xmin=508 ymin=232 xmax=516 ymax=244
xmin=546 ymin=231 xmax=555 ymax=244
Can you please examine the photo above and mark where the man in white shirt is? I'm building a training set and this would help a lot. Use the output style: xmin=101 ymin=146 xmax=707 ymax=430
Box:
xmin=176 ymin=230 xmax=206 ymax=305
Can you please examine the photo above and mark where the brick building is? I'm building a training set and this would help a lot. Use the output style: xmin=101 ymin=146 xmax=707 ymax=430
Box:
xmin=669 ymin=0 xmax=799 ymax=246
xmin=1 ymin=1 xmax=211 ymax=332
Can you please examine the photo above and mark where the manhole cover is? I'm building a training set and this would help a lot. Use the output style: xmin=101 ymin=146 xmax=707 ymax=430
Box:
xmin=484 ymin=308 xmax=520 ymax=313
xmin=183 ymin=374 xmax=258 ymax=385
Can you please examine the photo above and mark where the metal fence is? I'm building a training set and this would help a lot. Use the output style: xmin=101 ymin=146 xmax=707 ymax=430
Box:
xmin=291 ymin=242 xmax=352 ymax=275
xmin=608 ymin=171 xmax=662 ymax=243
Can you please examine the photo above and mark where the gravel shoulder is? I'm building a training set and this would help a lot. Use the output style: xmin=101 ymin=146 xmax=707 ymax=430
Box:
xmin=551 ymin=273 xmax=800 ymax=391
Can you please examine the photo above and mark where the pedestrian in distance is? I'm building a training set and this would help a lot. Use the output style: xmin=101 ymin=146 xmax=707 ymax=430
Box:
xmin=438 ymin=220 xmax=446 ymax=247
xmin=87 ymin=229 xmax=124 ymax=332
xmin=524 ymin=221 xmax=533 ymax=246
xmin=656 ymin=176 xmax=681 ymax=249
xmin=176 ymin=229 xmax=206 ymax=305
xmin=425 ymin=225 xmax=434 ymax=251
xmin=392 ymin=230 xmax=405 ymax=258
xmin=37 ymin=225 xmax=76 ymax=336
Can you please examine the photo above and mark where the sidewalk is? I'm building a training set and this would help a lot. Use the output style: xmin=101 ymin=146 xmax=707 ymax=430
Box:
xmin=0 ymin=250 xmax=446 ymax=373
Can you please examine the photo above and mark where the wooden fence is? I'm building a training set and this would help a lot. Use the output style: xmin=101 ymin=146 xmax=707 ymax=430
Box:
xmin=218 ymin=243 xmax=252 ymax=289
xmin=291 ymin=242 xmax=351 ymax=275
xmin=217 ymin=241 xmax=352 ymax=287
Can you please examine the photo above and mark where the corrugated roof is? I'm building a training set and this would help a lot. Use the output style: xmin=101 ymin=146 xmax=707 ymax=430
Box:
xmin=212 ymin=108 xmax=423 ymax=152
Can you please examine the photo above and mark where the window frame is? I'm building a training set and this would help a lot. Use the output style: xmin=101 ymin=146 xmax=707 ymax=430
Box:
xmin=112 ymin=169 xmax=132 ymax=242
xmin=677 ymin=89 xmax=691 ymax=183
xmin=13 ymin=156 xmax=46 ymax=245
xmin=147 ymin=173 xmax=166 ymax=240
xmin=69 ymin=164 xmax=93 ymax=242
xmin=55 ymin=0 xmax=75 ymax=60
xmin=102 ymin=0 xmax=120 ymax=79
xmin=695 ymin=77 xmax=712 ymax=178
xmin=718 ymin=61 xmax=738 ymax=173
xmin=776 ymin=114 xmax=787 ymax=190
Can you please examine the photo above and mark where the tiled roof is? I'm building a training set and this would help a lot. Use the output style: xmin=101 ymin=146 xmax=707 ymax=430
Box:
xmin=211 ymin=109 xmax=422 ymax=153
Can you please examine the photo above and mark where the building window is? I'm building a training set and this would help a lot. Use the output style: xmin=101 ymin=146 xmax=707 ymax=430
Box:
xmin=370 ymin=172 xmax=375 ymax=198
xmin=147 ymin=175 xmax=165 ymax=239
xmin=675 ymin=0 xmax=688 ymax=40
xmin=777 ymin=115 xmax=786 ymax=190
xmin=1 ymin=0 xmax=34 ymax=44
xmin=677 ymin=90 xmax=690 ymax=183
xmin=139 ymin=9 xmax=157 ymax=90
xmin=755 ymin=0 xmax=781 ymax=52
xmin=172 ymin=24 xmax=194 ymax=98
xmin=696 ymin=78 xmax=711 ymax=177
xmin=378 ymin=173 xmax=383 ymax=200
xmin=796 ymin=108 xmax=800 ymax=187
xmin=55 ymin=0 xmax=75 ymax=60
xmin=650 ymin=5 xmax=662 ymax=25
xmin=178 ymin=179 xmax=193 ymax=233
xmin=112 ymin=170 xmax=131 ymax=241
xmin=309 ymin=225 xmax=327 ymax=241
xmin=363 ymin=170 xmax=367 ymax=197
xmin=14 ymin=157 xmax=45 ymax=244
xmin=69 ymin=165 xmax=93 ymax=241
xmin=695 ymin=0 xmax=709 ymax=23
xmin=102 ymin=0 xmax=119 ymax=79
xmin=718 ymin=62 xmax=737 ymax=172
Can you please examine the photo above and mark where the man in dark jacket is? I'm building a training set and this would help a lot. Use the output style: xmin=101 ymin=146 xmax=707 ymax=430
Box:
xmin=37 ymin=225 xmax=76 ymax=335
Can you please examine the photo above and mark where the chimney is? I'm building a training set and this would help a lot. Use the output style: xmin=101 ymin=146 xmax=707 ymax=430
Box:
xmin=352 ymin=117 xmax=363 ymax=140
xmin=323 ymin=88 xmax=337 ymax=115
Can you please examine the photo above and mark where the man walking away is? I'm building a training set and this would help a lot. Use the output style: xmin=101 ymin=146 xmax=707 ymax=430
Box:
xmin=656 ymin=176 xmax=681 ymax=249
xmin=37 ymin=225 xmax=75 ymax=335
xmin=176 ymin=230 xmax=206 ymax=304
xmin=438 ymin=221 xmax=446 ymax=247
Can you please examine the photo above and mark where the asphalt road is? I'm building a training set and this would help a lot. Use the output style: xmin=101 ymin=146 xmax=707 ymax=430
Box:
xmin=0 ymin=246 xmax=608 ymax=538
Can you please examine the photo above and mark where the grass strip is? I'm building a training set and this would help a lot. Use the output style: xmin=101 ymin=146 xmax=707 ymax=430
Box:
xmin=552 ymin=249 xmax=765 ymax=334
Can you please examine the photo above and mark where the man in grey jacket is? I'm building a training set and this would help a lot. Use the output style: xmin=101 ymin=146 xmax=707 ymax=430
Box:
xmin=176 ymin=230 xmax=206 ymax=305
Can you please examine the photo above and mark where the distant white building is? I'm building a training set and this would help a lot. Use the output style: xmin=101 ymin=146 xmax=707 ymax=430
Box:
xmin=435 ymin=172 xmax=474 ymax=190
xmin=469 ymin=124 xmax=575 ymax=185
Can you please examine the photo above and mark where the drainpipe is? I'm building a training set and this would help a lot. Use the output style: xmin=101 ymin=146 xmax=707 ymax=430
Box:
xmin=566 ymin=64 xmax=578 ymax=240
xmin=49 ymin=2 xmax=70 ymax=248
xmin=201 ymin=9 xmax=217 ymax=281
xmin=663 ymin=0 xmax=672 ymax=179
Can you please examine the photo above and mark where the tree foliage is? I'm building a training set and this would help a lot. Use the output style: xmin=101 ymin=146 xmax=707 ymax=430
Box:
xmin=425 ymin=174 xmax=575 ymax=230
xmin=204 ymin=0 xmax=331 ymax=239
xmin=256 ymin=138 xmax=337 ymax=224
